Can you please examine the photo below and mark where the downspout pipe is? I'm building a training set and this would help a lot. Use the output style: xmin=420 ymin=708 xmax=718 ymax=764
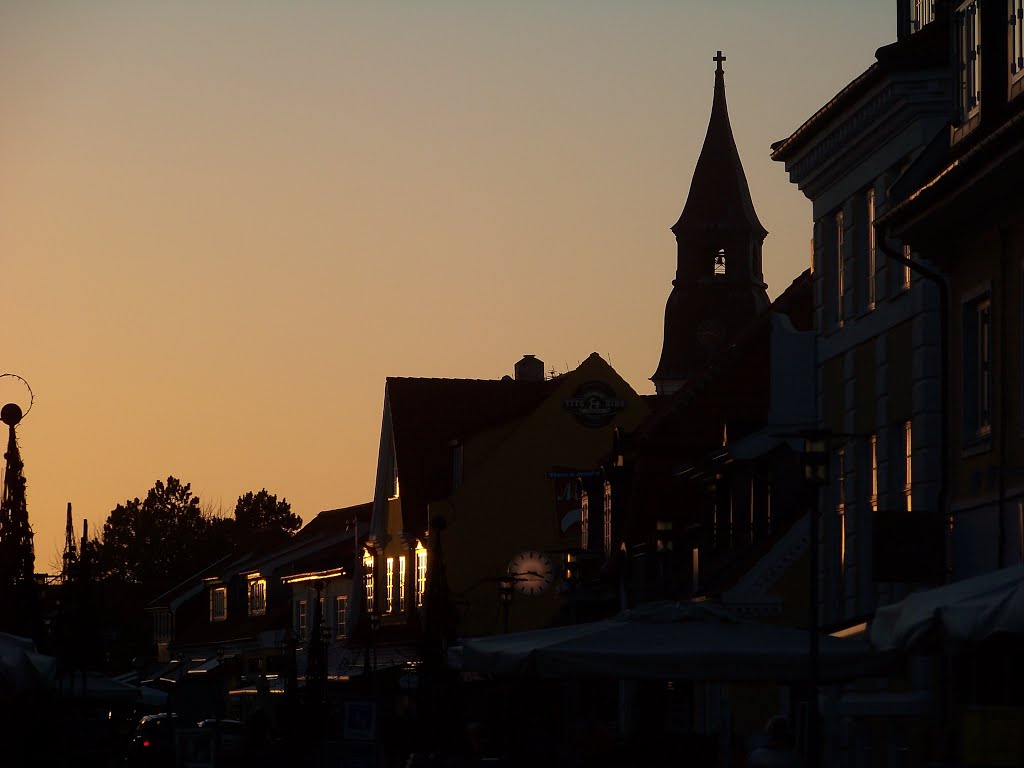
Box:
xmin=875 ymin=229 xmax=950 ymax=580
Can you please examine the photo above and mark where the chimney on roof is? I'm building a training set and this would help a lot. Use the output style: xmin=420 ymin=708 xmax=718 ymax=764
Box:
xmin=514 ymin=355 xmax=545 ymax=382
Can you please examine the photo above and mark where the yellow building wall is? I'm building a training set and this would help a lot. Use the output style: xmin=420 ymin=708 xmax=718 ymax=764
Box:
xmin=438 ymin=355 xmax=649 ymax=636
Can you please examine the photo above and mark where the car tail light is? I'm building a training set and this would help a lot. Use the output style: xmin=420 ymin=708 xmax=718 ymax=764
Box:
xmin=143 ymin=740 xmax=151 ymax=748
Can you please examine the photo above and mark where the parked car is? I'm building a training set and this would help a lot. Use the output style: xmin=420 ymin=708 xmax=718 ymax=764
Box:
xmin=125 ymin=712 xmax=178 ymax=767
xmin=125 ymin=713 xmax=245 ymax=767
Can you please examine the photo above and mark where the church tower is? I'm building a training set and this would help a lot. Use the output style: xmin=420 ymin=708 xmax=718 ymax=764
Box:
xmin=652 ymin=53 xmax=770 ymax=396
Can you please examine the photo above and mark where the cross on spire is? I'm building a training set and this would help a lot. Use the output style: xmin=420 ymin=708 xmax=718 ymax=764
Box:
xmin=714 ymin=51 xmax=726 ymax=72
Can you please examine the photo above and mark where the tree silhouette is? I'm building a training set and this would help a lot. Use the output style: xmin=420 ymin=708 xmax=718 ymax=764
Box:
xmin=96 ymin=476 xmax=212 ymax=591
xmin=233 ymin=489 xmax=302 ymax=541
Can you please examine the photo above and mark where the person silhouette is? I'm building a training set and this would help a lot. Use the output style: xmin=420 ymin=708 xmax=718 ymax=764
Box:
xmin=747 ymin=715 xmax=802 ymax=768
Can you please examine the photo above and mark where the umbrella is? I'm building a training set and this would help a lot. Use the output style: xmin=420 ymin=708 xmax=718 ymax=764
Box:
xmin=871 ymin=564 xmax=1024 ymax=651
xmin=456 ymin=601 xmax=887 ymax=683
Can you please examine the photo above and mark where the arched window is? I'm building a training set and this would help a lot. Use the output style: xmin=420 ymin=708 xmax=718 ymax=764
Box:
xmin=714 ymin=248 xmax=726 ymax=275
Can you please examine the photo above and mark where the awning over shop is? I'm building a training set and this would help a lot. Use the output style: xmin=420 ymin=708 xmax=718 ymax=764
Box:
xmin=454 ymin=601 xmax=889 ymax=683
xmin=870 ymin=564 xmax=1024 ymax=652
xmin=0 ymin=633 xmax=55 ymax=695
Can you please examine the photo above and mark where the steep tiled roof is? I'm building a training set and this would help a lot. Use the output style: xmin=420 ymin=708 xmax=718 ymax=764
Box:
xmin=673 ymin=61 xmax=766 ymax=238
xmin=387 ymin=376 xmax=556 ymax=534
xmin=297 ymin=502 xmax=372 ymax=542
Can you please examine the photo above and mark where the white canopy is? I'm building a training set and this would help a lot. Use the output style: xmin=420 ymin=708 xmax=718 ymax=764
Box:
xmin=455 ymin=601 xmax=886 ymax=683
xmin=0 ymin=632 xmax=55 ymax=697
xmin=870 ymin=564 xmax=1024 ymax=651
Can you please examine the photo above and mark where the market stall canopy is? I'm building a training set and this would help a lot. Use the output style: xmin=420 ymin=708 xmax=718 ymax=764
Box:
xmin=454 ymin=601 xmax=887 ymax=683
xmin=59 ymin=670 xmax=168 ymax=706
xmin=871 ymin=564 xmax=1024 ymax=652
xmin=0 ymin=632 xmax=55 ymax=696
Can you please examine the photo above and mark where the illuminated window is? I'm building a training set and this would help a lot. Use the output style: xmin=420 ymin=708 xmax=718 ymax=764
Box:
xmin=386 ymin=558 xmax=395 ymax=613
xmin=714 ymin=248 xmax=726 ymax=276
xmin=209 ymin=586 xmax=227 ymax=622
xmin=363 ymin=551 xmax=375 ymax=611
xmin=867 ymin=189 xmax=876 ymax=310
xmin=248 ymin=578 xmax=267 ymax=616
xmin=956 ymin=1 xmax=982 ymax=120
xmin=415 ymin=544 xmax=427 ymax=607
xmin=836 ymin=211 xmax=846 ymax=328
xmin=335 ymin=596 xmax=348 ymax=639
xmin=296 ymin=600 xmax=307 ymax=641
xmin=580 ymin=492 xmax=590 ymax=551
xmin=869 ymin=434 xmax=879 ymax=513
xmin=603 ymin=481 xmax=612 ymax=556
xmin=398 ymin=556 xmax=407 ymax=613
xmin=903 ymin=421 xmax=913 ymax=512
xmin=1013 ymin=0 xmax=1024 ymax=81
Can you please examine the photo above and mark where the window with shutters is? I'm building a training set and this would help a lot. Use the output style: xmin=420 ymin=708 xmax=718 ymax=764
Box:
xmin=964 ymin=292 xmax=994 ymax=444
xmin=209 ymin=586 xmax=227 ymax=622
xmin=1012 ymin=0 xmax=1024 ymax=89
xmin=335 ymin=596 xmax=348 ymax=639
xmin=867 ymin=189 xmax=876 ymax=311
xmin=909 ymin=0 xmax=935 ymax=34
xmin=956 ymin=2 xmax=982 ymax=121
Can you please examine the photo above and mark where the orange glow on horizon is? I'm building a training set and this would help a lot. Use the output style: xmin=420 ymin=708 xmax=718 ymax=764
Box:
xmin=1 ymin=1 xmax=899 ymax=567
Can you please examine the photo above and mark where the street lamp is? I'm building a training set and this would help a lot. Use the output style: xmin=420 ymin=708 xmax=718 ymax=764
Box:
xmin=369 ymin=611 xmax=380 ymax=675
xmin=800 ymin=432 xmax=830 ymax=768
xmin=803 ymin=436 xmax=830 ymax=486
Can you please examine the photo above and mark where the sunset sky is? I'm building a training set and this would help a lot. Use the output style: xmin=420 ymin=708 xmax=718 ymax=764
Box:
xmin=2 ymin=2 xmax=896 ymax=569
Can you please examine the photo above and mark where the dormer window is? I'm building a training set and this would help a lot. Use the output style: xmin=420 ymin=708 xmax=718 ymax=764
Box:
xmin=956 ymin=2 xmax=982 ymax=121
xmin=247 ymin=577 xmax=267 ymax=616
xmin=209 ymin=586 xmax=227 ymax=622
xmin=714 ymin=248 xmax=726 ymax=275
xmin=153 ymin=610 xmax=172 ymax=644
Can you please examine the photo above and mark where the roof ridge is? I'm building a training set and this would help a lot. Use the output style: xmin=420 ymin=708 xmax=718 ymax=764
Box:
xmin=387 ymin=375 xmax=553 ymax=384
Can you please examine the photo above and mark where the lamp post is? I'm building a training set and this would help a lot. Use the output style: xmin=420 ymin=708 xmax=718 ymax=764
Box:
xmin=801 ymin=432 xmax=830 ymax=768
xmin=369 ymin=611 xmax=380 ymax=677
xmin=497 ymin=576 xmax=514 ymax=633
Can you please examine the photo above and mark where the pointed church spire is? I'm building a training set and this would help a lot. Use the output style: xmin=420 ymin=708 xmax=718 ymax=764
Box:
xmin=652 ymin=54 xmax=770 ymax=395
xmin=672 ymin=51 xmax=767 ymax=240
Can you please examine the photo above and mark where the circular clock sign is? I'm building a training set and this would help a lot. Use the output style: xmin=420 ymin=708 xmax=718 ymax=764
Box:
xmin=508 ymin=550 xmax=555 ymax=596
